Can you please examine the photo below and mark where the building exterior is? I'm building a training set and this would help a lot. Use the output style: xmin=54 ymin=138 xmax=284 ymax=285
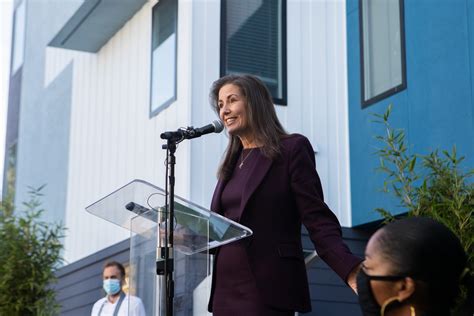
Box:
xmin=3 ymin=0 xmax=472 ymax=315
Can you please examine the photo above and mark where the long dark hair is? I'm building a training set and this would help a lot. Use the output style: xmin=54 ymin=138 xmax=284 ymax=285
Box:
xmin=209 ymin=74 xmax=287 ymax=181
xmin=375 ymin=217 xmax=472 ymax=315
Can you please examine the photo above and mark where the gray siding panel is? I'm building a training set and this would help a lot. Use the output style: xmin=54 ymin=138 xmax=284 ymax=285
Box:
xmin=56 ymin=275 xmax=100 ymax=301
xmin=60 ymin=290 xmax=102 ymax=313
xmin=302 ymin=227 xmax=370 ymax=315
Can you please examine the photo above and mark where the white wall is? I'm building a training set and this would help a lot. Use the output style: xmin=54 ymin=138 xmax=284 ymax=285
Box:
xmin=284 ymin=0 xmax=351 ymax=226
xmin=43 ymin=0 xmax=351 ymax=263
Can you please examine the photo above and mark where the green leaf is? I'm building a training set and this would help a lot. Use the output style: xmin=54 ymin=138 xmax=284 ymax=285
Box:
xmin=409 ymin=156 xmax=417 ymax=172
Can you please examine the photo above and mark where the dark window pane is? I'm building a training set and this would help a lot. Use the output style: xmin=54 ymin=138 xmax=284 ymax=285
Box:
xmin=222 ymin=0 xmax=286 ymax=104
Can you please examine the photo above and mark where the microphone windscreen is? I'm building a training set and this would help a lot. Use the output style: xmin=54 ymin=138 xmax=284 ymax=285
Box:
xmin=212 ymin=120 xmax=224 ymax=133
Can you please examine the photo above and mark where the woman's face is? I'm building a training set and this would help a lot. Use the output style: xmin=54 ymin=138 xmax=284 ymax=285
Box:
xmin=363 ymin=230 xmax=401 ymax=306
xmin=218 ymin=83 xmax=251 ymax=139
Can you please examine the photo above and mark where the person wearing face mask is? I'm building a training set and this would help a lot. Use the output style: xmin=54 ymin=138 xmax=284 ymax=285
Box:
xmin=91 ymin=261 xmax=146 ymax=316
xmin=357 ymin=217 xmax=473 ymax=316
xmin=207 ymin=74 xmax=363 ymax=315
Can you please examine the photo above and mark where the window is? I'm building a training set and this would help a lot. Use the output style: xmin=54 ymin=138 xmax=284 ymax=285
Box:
xmin=11 ymin=0 xmax=26 ymax=74
xmin=221 ymin=0 xmax=287 ymax=105
xmin=150 ymin=0 xmax=177 ymax=116
xmin=359 ymin=0 xmax=406 ymax=107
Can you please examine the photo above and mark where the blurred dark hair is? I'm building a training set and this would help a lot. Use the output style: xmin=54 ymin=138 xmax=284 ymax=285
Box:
xmin=375 ymin=217 xmax=471 ymax=315
xmin=209 ymin=74 xmax=287 ymax=181
xmin=103 ymin=261 xmax=126 ymax=279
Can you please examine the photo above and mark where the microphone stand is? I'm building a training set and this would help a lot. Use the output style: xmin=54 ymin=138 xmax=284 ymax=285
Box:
xmin=159 ymin=136 xmax=181 ymax=316
xmin=157 ymin=122 xmax=222 ymax=315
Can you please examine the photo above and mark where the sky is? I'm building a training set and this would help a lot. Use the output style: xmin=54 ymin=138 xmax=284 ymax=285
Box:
xmin=0 ymin=0 xmax=13 ymax=197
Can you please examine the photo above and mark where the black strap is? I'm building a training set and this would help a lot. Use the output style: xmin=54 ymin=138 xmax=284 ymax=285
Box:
xmin=98 ymin=292 xmax=126 ymax=316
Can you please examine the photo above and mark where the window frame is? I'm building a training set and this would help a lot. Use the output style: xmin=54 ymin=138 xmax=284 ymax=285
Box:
xmin=149 ymin=0 xmax=178 ymax=118
xmin=220 ymin=0 xmax=288 ymax=106
xmin=359 ymin=0 xmax=407 ymax=108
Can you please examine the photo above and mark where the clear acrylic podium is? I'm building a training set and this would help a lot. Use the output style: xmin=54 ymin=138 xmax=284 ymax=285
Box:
xmin=86 ymin=179 xmax=253 ymax=316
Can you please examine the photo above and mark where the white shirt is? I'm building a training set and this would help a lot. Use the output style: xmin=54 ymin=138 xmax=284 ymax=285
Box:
xmin=91 ymin=294 xmax=146 ymax=316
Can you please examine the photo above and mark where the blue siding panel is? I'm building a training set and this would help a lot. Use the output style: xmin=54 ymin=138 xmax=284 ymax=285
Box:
xmin=347 ymin=0 xmax=474 ymax=225
xmin=468 ymin=0 xmax=474 ymax=121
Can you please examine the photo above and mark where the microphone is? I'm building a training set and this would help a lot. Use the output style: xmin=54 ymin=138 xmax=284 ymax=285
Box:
xmin=193 ymin=120 xmax=225 ymax=137
xmin=160 ymin=120 xmax=224 ymax=141
xmin=125 ymin=202 xmax=158 ymax=222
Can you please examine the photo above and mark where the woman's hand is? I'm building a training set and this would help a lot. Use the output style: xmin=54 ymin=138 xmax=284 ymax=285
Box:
xmin=347 ymin=263 xmax=362 ymax=294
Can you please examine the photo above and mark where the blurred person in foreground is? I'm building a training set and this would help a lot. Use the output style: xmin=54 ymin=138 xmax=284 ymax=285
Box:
xmin=91 ymin=261 xmax=146 ymax=316
xmin=207 ymin=74 xmax=362 ymax=315
xmin=357 ymin=217 xmax=473 ymax=316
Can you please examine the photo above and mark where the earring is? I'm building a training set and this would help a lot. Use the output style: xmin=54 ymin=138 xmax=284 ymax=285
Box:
xmin=380 ymin=296 xmax=400 ymax=316
xmin=410 ymin=305 xmax=416 ymax=316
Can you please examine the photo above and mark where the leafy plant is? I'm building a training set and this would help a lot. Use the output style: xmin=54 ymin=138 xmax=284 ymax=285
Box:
xmin=374 ymin=105 xmax=474 ymax=271
xmin=373 ymin=105 xmax=473 ymax=313
xmin=0 ymin=186 xmax=65 ymax=316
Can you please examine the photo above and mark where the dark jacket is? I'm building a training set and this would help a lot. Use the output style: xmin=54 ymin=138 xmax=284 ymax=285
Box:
xmin=208 ymin=134 xmax=362 ymax=312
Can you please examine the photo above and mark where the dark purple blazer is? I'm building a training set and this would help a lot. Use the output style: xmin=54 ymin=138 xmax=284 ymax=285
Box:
xmin=208 ymin=134 xmax=362 ymax=313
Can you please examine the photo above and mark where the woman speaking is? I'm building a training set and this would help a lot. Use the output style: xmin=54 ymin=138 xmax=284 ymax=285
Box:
xmin=207 ymin=74 xmax=362 ymax=316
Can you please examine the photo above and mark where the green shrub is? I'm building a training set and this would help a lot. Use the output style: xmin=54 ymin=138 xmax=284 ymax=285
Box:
xmin=0 ymin=187 xmax=65 ymax=316
xmin=373 ymin=105 xmax=473 ymax=314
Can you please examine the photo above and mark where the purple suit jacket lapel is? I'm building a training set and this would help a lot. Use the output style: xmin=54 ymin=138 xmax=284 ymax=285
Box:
xmin=210 ymin=151 xmax=273 ymax=221
xmin=238 ymin=152 xmax=273 ymax=221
